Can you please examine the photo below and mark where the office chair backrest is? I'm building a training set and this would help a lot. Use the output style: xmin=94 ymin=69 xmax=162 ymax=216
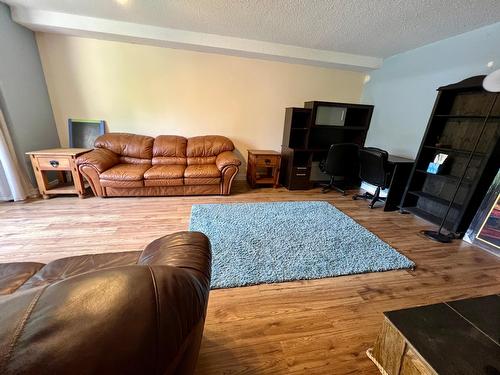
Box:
xmin=358 ymin=147 xmax=390 ymax=188
xmin=324 ymin=143 xmax=359 ymax=176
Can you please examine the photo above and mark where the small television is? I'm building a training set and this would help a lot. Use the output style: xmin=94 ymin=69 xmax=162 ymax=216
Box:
xmin=68 ymin=119 xmax=105 ymax=148
xmin=314 ymin=106 xmax=346 ymax=127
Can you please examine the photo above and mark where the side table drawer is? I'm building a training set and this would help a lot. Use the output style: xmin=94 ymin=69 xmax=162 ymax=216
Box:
xmin=38 ymin=157 xmax=71 ymax=170
xmin=256 ymin=155 xmax=280 ymax=166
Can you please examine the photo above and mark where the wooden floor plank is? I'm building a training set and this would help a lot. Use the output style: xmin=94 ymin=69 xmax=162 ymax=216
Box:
xmin=1 ymin=182 xmax=499 ymax=374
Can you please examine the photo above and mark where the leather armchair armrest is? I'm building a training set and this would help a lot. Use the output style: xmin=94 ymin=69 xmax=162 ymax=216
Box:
xmin=216 ymin=151 xmax=241 ymax=171
xmin=138 ymin=232 xmax=212 ymax=283
xmin=76 ymin=148 xmax=119 ymax=173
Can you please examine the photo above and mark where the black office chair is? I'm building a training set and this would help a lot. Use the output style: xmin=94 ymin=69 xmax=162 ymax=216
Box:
xmin=352 ymin=147 xmax=392 ymax=208
xmin=320 ymin=143 xmax=359 ymax=195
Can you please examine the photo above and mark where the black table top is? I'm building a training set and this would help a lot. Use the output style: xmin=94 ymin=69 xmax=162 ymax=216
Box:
xmin=385 ymin=294 xmax=500 ymax=375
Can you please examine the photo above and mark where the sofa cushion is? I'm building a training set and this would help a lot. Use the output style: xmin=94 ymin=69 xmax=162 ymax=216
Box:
xmin=144 ymin=165 xmax=185 ymax=179
xmin=100 ymin=164 xmax=150 ymax=181
xmin=152 ymin=136 xmax=187 ymax=165
xmin=184 ymin=177 xmax=221 ymax=185
xmin=100 ymin=180 xmax=144 ymax=188
xmin=95 ymin=133 xmax=154 ymax=163
xmin=18 ymin=252 xmax=141 ymax=292
xmin=186 ymin=136 xmax=234 ymax=165
xmin=184 ymin=164 xmax=221 ymax=178
xmin=187 ymin=156 xmax=217 ymax=165
xmin=144 ymin=179 xmax=184 ymax=187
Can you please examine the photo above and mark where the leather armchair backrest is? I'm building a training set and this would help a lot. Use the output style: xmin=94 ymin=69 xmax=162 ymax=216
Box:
xmin=152 ymin=135 xmax=187 ymax=165
xmin=95 ymin=133 xmax=154 ymax=165
xmin=186 ymin=136 xmax=234 ymax=165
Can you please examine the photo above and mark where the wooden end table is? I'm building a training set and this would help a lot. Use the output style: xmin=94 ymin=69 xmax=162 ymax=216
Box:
xmin=247 ymin=150 xmax=281 ymax=188
xmin=26 ymin=148 xmax=91 ymax=199
xmin=368 ymin=294 xmax=500 ymax=375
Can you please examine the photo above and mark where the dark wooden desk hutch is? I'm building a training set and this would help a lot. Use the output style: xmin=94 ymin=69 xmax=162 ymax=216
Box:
xmin=280 ymin=101 xmax=374 ymax=190
xmin=400 ymin=76 xmax=500 ymax=235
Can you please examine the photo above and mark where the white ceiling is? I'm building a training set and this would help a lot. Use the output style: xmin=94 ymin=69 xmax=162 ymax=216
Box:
xmin=5 ymin=0 xmax=500 ymax=69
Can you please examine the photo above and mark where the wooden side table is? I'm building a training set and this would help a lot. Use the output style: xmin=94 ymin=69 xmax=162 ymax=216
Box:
xmin=247 ymin=150 xmax=281 ymax=188
xmin=368 ymin=295 xmax=500 ymax=375
xmin=26 ymin=148 xmax=91 ymax=199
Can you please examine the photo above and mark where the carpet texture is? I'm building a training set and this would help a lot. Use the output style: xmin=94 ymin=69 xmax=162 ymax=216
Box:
xmin=189 ymin=201 xmax=414 ymax=289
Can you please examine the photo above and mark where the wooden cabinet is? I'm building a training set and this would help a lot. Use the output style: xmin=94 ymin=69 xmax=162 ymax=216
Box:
xmin=246 ymin=150 xmax=281 ymax=188
xmin=400 ymin=76 xmax=500 ymax=235
xmin=369 ymin=295 xmax=500 ymax=375
xmin=27 ymin=148 xmax=90 ymax=199
xmin=368 ymin=317 xmax=436 ymax=375
xmin=280 ymin=101 xmax=373 ymax=190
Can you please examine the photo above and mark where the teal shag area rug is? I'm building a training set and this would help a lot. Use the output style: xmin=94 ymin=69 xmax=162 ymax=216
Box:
xmin=189 ymin=201 xmax=414 ymax=289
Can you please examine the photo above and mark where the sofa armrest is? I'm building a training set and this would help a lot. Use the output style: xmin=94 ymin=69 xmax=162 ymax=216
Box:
xmin=216 ymin=151 xmax=241 ymax=170
xmin=76 ymin=148 xmax=119 ymax=173
xmin=138 ymin=232 xmax=212 ymax=283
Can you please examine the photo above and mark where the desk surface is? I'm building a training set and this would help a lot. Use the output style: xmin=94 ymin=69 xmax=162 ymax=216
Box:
xmin=388 ymin=154 xmax=414 ymax=164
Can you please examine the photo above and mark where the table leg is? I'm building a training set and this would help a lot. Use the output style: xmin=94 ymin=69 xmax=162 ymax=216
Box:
xmin=30 ymin=155 xmax=50 ymax=198
xmin=273 ymin=165 xmax=280 ymax=188
xmin=71 ymin=157 xmax=86 ymax=198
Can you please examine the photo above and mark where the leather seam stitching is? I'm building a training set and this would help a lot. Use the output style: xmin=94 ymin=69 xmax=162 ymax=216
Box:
xmin=146 ymin=266 xmax=162 ymax=375
xmin=0 ymin=286 xmax=47 ymax=371
xmin=7 ymin=269 xmax=41 ymax=294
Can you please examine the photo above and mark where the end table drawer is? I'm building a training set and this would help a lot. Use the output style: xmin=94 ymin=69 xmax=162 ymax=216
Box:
xmin=38 ymin=157 xmax=71 ymax=170
xmin=256 ymin=156 xmax=280 ymax=166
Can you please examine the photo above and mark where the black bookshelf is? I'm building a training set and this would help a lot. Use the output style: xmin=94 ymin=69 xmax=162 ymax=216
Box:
xmin=400 ymin=76 xmax=500 ymax=235
xmin=280 ymin=101 xmax=373 ymax=190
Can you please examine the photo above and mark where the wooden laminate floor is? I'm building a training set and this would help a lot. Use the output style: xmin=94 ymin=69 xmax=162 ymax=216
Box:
xmin=1 ymin=182 xmax=499 ymax=374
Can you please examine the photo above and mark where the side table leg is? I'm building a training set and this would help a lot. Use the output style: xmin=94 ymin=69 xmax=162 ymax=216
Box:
xmin=273 ymin=165 xmax=280 ymax=188
xmin=71 ymin=159 xmax=86 ymax=198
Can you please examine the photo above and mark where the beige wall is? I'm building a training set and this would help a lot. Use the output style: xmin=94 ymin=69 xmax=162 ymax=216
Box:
xmin=36 ymin=33 xmax=364 ymax=175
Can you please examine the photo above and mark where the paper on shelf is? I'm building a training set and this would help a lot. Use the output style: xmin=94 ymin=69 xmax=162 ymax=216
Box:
xmin=433 ymin=153 xmax=448 ymax=165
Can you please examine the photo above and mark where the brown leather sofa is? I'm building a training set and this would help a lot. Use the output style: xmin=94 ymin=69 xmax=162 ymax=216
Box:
xmin=0 ymin=232 xmax=211 ymax=375
xmin=77 ymin=133 xmax=241 ymax=197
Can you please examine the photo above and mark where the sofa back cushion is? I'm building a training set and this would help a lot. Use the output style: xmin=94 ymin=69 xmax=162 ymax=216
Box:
xmin=95 ymin=133 xmax=154 ymax=165
xmin=152 ymin=136 xmax=187 ymax=165
xmin=186 ymin=136 xmax=234 ymax=165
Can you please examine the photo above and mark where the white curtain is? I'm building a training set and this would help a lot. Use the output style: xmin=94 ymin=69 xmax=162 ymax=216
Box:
xmin=0 ymin=108 xmax=35 ymax=201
